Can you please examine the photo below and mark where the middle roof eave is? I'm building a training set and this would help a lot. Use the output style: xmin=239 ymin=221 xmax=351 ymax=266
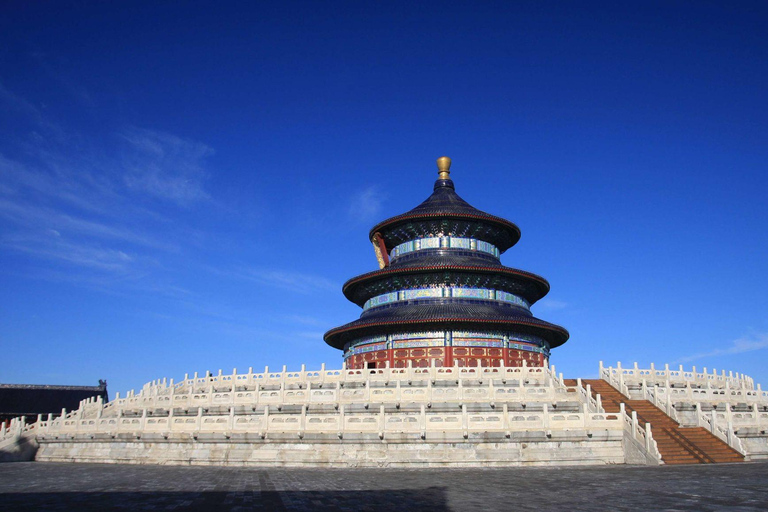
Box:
xmin=342 ymin=264 xmax=551 ymax=306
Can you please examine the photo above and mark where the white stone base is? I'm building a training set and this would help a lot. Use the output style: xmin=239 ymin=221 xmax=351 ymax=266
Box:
xmin=36 ymin=430 xmax=635 ymax=467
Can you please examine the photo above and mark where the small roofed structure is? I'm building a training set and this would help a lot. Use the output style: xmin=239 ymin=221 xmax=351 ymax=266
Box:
xmin=0 ymin=381 xmax=108 ymax=427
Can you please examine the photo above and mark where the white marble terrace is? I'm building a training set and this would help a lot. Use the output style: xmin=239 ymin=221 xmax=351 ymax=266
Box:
xmin=1 ymin=362 xmax=662 ymax=466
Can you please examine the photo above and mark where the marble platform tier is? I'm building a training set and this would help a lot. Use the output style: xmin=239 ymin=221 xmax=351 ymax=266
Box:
xmin=1 ymin=363 xmax=661 ymax=467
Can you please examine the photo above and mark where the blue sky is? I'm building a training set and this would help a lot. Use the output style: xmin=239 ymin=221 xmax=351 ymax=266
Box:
xmin=1 ymin=1 xmax=767 ymax=396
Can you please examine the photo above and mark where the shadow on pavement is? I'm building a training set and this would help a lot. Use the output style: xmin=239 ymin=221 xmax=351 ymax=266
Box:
xmin=0 ymin=487 xmax=450 ymax=511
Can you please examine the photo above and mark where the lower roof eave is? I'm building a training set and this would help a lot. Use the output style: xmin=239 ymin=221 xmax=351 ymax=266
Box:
xmin=323 ymin=317 xmax=569 ymax=351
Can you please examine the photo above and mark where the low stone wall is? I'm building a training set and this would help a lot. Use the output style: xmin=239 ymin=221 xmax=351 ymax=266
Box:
xmin=737 ymin=431 xmax=768 ymax=461
xmin=36 ymin=430 xmax=629 ymax=467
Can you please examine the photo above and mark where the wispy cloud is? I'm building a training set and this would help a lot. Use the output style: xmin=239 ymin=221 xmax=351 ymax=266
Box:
xmin=348 ymin=185 xmax=385 ymax=224
xmin=120 ymin=128 xmax=213 ymax=205
xmin=2 ymin=232 xmax=135 ymax=271
xmin=0 ymin=198 xmax=166 ymax=249
xmin=677 ymin=332 xmax=768 ymax=363
xmin=536 ymin=299 xmax=568 ymax=311
xmin=283 ymin=314 xmax=328 ymax=327
xmin=222 ymin=267 xmax=338 ymax=294
xmin=0 ymin=82 xmax=215 ymax=289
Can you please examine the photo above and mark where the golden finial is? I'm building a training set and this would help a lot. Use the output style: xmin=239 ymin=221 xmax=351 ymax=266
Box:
xmin=436 ymin=156 xmax=451 ymax=180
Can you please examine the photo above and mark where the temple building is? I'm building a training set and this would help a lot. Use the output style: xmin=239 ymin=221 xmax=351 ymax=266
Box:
xmin=325 ymin=157 xmax=569 ymax=369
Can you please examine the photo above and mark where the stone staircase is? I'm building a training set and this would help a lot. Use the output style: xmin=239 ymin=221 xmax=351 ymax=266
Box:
xmin=568 ymin=379 xmax=744 ymax=465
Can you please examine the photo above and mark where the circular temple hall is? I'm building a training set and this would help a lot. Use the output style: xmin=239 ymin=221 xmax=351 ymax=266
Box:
xmin=324 ymin=157 xmax=569 ymax=369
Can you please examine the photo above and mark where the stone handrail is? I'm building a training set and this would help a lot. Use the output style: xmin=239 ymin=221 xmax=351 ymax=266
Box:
xmin=32 ymin=400 xmax=661 ymax=463
xmin=702 ymin=403 xmax=768 ymax=431
xmin=694 ymin=404 xmax=746 ymax=455
xmin=573 ymin=379 xmax=603 ymax=413
xmin=599 ymin=364 xmax=631 ymax=398
xmin=35 ymin=403 xmax=624 ymax=440
xmin=621 ymin=404 xmax=663 ymax=464
xmin=125 ymin=362 xmax=564 ymax=399
xmin=645 ymin=384 xmax=768 ymax=407
xmin=600 ymin=361 xmax=755 ymax=390
xmin=2 ymin=363 xmax=571 ymax=442
xmin=0 ymin=416 xmax=27 ymax=440
xmin=97 ymin=381 xmax=577 ymax=416
xmin=639 ymin=382 xmax=679 ymax=422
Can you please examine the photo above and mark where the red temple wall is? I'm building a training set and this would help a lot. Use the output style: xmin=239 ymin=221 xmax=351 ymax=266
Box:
xmin=345 ymin=347 xmax=545 ymax=369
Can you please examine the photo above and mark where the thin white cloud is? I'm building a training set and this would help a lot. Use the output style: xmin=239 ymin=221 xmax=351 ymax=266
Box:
xmin=224 ymin=267 xmax=338 ymax=294
xmin=536 ymin=298 xmax=568 ymax=311
xmin=677 ymin=332 xmax=768 ymax=363
xmin=0 ymin=153 xmax=114 ymax=215
xmin=1 ymin=233 xmax=135 ymax=272
xmin=0 ymin=198 xmax=166 ymax=249
xmin=348 ymin=185 xmax=385 ymax=223
xmin=0 ymin=82 xmax=216 ymax=288
xmin=120 ymin=128 xmax=213 ymax=205
xmin=283 ymin=314 xmax=328 ymax=327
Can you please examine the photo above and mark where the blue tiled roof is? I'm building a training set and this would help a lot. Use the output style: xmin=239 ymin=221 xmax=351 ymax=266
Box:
xmin=324 ymin=301 xmax=568 ymax=349
xmin=369 ymin=179 xmax=521 ymax=252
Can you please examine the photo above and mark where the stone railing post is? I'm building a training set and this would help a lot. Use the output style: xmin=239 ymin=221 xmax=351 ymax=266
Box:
xmin=262 ymin=405 xmax=269 ymax=438
xmin=462 ymin=404 xmax=468 ymax=438
xmin=379 ymin=405 xmax=385 ymax=439
xmin=420 ymin=404 xmax=426 ymax=439
xmin=665 ymin=392 xmax=673 ymax=418
xmin=645 ymin=422 xmax=652 ymax=452
xmin=299 ymin=405 xmax=306 ymax=439
xmin=631 ymin=411 xmax=638 ymax=436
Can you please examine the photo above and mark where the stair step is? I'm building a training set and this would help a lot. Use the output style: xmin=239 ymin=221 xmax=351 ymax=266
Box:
xmin=581 ymin=379 xmax=745 ymax=465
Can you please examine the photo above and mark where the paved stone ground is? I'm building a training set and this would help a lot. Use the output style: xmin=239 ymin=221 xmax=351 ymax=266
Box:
xmin=1 ymin=462 xmax=767 ymax=511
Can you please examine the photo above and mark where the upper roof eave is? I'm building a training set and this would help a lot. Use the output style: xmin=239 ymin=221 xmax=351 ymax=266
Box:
xmin=368 ymin=211 xmax=521 ymax=252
